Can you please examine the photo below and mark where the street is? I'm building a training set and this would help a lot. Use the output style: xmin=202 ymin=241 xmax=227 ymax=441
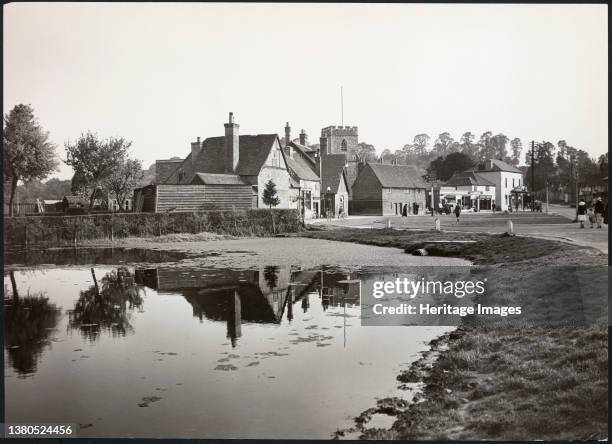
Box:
xmin=309 ymin=204 xmax=609 ymax=254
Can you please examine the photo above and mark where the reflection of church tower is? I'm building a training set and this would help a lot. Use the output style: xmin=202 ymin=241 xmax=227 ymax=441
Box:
xmin=227 ymin=290 xmax=242 ymax=347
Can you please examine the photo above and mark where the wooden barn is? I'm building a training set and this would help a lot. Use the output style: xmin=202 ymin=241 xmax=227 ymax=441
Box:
xmin=133 ymin=173 xmax=252 ymax=213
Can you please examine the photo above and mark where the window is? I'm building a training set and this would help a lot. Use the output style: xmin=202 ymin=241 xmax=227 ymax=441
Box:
xmin=518 ymin=178 xmax=521 ymax=187
xmin=505 ymin=178 xmax=508 ymax=188
xmin=485 ymin=186 xmax=490 ymax=191
xmin=272 ymin=149 xmax=280 ymax=167
xmin=512 ymin=178 xmax=515 ymax=188
xmin=341 ymin=139 xmax=348 ymax=151
xmin=178 ymin=170 xmax=186 ymax=182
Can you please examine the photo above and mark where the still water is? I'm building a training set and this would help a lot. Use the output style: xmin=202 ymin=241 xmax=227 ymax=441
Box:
xmin=4 ymin=249 xmax=452 ymax=438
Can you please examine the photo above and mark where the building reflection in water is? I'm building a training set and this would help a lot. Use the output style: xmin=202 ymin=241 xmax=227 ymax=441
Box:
xmin=134 ymin=266 xmax=363 ymax=347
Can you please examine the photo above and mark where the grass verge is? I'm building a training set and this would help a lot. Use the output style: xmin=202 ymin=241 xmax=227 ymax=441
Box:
xmin=305 ymin=228 xmax=608 ymax=440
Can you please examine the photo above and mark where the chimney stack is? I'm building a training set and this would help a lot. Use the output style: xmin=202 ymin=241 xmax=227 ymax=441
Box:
xmin=191 ymin=136 xmax=202 ymax=165
xmin=224 ymin=112 xmax=240 ymax=173
xmin=299 ymin=129 xmax=307 ymax=146
xmin=285 ymin=122 xmax=291 ymax=148
xmin=320 ymin=137 xmax=328 ymax=157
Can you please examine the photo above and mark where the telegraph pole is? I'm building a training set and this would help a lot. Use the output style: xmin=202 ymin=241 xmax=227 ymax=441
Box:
xmin=531 ymin=140 xmax=536 ymax=211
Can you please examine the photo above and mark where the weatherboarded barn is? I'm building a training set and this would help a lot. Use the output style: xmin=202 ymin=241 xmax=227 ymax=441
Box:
xmin=351 ymin=163 xmax=428 ymax=216
xmin=134 ymin=174 xmax=252 ymax=213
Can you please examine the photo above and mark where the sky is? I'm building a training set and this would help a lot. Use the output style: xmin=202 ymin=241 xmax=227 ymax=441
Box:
xmin=3 ymin=2 xmax=608 ymax=180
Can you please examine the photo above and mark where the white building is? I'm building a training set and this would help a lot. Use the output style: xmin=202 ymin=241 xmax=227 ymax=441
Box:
xmin=466 ymin=159 xmax=524 ymax=212
xmin=441 ymin=170 xmax=497 ymax=211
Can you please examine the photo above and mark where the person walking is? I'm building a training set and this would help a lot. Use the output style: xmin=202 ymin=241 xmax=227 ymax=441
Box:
xmin=594 ymin=197 xmax=605 ymax=229
xmin=587 ymin=207 xmax=595 ymax=228
xmin=577 ymin=199 xmax=588 ymax=229
xmin=454 ymin=204 xmax=461 ymax=224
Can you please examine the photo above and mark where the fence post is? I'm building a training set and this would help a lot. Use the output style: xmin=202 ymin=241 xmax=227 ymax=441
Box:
xmin=506 ymin=220 xmax=515 ymax=236
xmin=434 ymin=218 xmax=441 ymax=232
xmin=24 ymin=224 xmax=28 ymax=249
xmin=110 ymin=213 xmax=114 ymax=242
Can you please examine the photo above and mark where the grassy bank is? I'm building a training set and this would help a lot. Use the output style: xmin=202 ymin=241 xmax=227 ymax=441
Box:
xmin=4 ymin=209 xmax=302 ymax=248
xmin=305 ymin=228 xmax=608 ymax=440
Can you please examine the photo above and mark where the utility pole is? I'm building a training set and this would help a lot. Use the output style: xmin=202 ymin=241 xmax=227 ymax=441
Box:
xmin=531 ymin=140 xmax=536 ymax=211
xmin=570 ymin=154 xmax=578 ymax=222
xmin=545 ymin=177 xmax=549 ymax=214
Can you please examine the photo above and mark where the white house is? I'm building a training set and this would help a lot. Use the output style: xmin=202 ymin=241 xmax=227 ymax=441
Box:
xmin=466 ymin=159 xmax=524 ymax=211
xmin=441 ymin=170 xmax=497 ymax=211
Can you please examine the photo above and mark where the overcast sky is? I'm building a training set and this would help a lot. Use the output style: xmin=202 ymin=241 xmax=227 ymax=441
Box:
xmin=4 ymin=3 xmax=608 ymax=180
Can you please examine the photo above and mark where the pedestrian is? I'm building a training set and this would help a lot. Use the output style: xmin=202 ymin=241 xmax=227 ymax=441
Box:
xmin=594 ymin=197 xmax=605 ymax=229
xmin=402 ymin=203 xmax=408 ymax=217
xmin=438 ymin=201 xmax=443 ymax=215
xmin=577 ymin=199 xmax=588 ymax=229
xmin=454 ymin=204 xmax=461 ymax=224
xmin=587 ymin=207 xmax=595 ymax=228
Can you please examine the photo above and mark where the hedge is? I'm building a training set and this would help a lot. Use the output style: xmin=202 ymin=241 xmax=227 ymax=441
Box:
xmin=4 ymin=209 xmax=302 ymax=247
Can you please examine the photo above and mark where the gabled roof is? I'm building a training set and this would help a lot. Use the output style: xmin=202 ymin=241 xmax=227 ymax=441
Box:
xmin=367 ymin=163 xmax=428 ymax=189
xmin=191 ymin=173 xmax=250 ymax=186
xmin=285 ymin=156 xmax=319 ymax=182
xmin=321 ymin=154 xmax=348 ymax=194
xmin=475 ymin=159 xmax=522 ymax=173
xmin=446 ymin=171 xmax=496 ymax=187
xmin=290 ymin=141 xmax=317 ymax=154
xmin=164 ymin=134 xmax=279 ymax=183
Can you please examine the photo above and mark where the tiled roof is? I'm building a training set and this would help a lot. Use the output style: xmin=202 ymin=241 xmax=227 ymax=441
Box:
xmin=321 ymin=154 xmax=348 ymax=194
xmin=191 ymin=173 xmax=250 ymax=185
xmin=367 ymin=163 xmax=428 ymax=189
xmin=156 ymin=159 xmax=184 ymax=183
xmin=285 ymin=156 xmax=319 ymax=182
xmin=164 ymin=134 xmax=278 ymax=184
xmin=446 ymin=171 xmax=496 ymax=187
xmin=475 ymin=159 xmax=522 ymax=173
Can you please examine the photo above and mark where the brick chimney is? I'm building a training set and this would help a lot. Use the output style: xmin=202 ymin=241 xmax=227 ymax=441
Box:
xmin=224 ymin=112 xmax=239 ymax=173
xmin=320 ymin=137 xmax=328 ymax=157
xmin=285 ymin=122 xmax=291 ymax=148
xmin=299 ymin=129 xmax=307 ymax=146
xmin=191 ymin=136 xmax=201 ymax=166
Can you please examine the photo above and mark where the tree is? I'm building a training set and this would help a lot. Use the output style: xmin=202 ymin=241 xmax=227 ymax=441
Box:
xmin=491 ymin=133 xmax=510 ymax=162
xmin=412 ymin=134 xmax=431 ymax=157
xmin=427 ymin=152 xmax=475 ymax=182
xmin=477 ymin=131 xmax=495 ymax=162
xmin=460 ymin=132 xmax=479 ymax=159
xmin=510 ymin=138 xmax=523 ymax=167
xmin=262 ymin=179 xmax=280 ymax=208
xmin=3 ymin=104 xmax=59 ymax=216
xmin=355 ymin=142 xmax=378 ymax=162
xmin=64 ymin=132 xmax=131 ymax=209
xmin=105 ymin=159 xmax=144 ymax=210
xmin=432 ymin=132 xmax=454 ymax=156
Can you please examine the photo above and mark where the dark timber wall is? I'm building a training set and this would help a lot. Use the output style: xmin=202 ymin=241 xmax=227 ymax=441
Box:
xmin=154 ymin=184 xmax=253 ymax=212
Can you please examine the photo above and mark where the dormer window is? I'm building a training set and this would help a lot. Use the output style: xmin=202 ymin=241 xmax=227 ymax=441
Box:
xmin=178 ymin=170 xmax=186 ymax=182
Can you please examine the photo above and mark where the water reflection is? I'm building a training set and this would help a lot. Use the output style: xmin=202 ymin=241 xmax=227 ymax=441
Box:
xmin=67 ymin=267 xmax=144 ymax=341
xmin=133 ymin=267 xmax=361 ymax=347
xmin=4 ymin=271 xmax=62 ymax=376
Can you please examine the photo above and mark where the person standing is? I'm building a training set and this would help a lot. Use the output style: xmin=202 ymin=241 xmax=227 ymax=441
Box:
xmin=577 ymin=199 xmax=588 ymax=229
xmin=454 ymin=204 xmax=461 ymax=224
xmin=594 ymin=197 xmax=605 ymax=229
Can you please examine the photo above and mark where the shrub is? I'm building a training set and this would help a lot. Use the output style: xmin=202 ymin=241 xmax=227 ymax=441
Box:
xmin=4 ymin=209 xmax=302 ymax=247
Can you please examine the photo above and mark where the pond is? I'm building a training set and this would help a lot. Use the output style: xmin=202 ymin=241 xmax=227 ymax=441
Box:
xmin=4 ymin=247 xmax=461 ymax=439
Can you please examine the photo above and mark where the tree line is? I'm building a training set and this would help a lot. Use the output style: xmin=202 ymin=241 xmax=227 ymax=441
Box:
xmin=353 ymin=132 xmax=607 ymax=192
xmin=4 ymin=104 xmax=145 ymax=215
